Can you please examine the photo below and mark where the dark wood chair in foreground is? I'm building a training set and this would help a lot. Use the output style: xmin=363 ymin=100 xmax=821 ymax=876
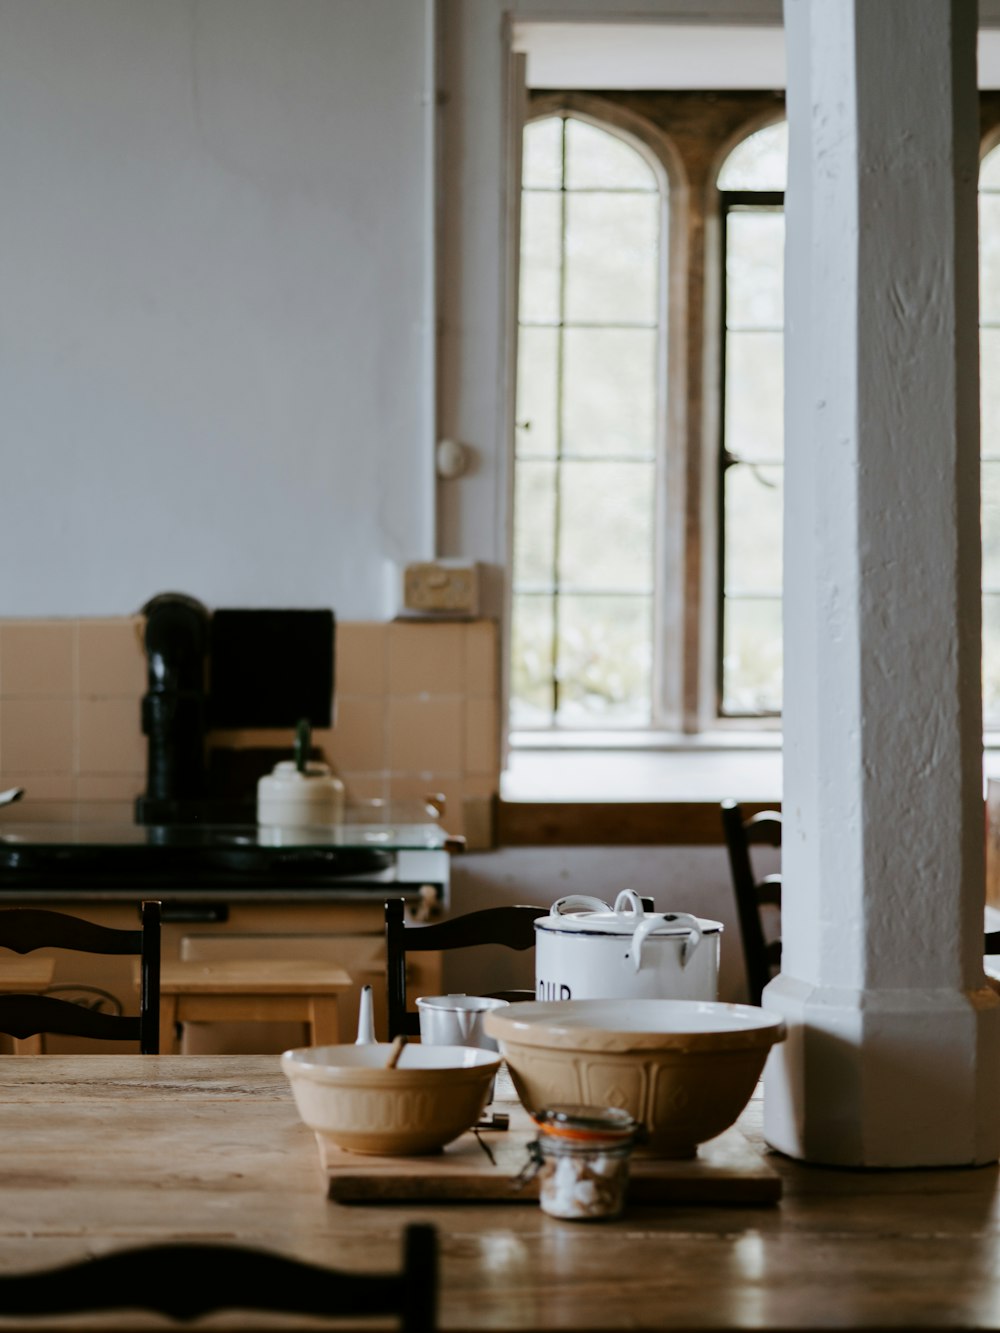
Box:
xmin=720 ymin=799 xmax=783 ymax=1007
xmin=385 ymin=898 xmax=547 ymax=1039
xmin=0 ymin=899 xmax=161 ymax=1053
xmin=0 ymin=1225 xmax=437 ymax=1332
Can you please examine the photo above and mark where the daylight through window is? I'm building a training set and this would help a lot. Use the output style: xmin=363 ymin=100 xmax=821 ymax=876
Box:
xmin=510 ymin=104 xmax=1000 ymax=741
xmin=511 ymin=114 xmax=662 ymax=730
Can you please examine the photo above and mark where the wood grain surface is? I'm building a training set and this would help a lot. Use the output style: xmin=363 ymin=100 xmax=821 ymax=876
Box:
xmin=1 ymin=1055 xmax=1000 ymax=1330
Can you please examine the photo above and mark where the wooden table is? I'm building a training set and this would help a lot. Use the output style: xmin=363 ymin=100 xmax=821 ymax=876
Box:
xmin=2 ymin=1055 xmax=1000 ymax=1331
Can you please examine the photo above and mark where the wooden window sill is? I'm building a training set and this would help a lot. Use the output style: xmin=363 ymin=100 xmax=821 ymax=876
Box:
xmin=495 ymin=798 xmax=780 ymax=847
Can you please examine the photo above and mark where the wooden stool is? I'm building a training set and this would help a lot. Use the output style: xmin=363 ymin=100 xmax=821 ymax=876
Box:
xmin=157 ymin=959 xmax=353 ymax=1055
xmin=0 ymin=956 xmax=57 ymax=1054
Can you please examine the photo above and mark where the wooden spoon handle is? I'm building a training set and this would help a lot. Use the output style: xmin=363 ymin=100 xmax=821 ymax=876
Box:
xmin=385 ymin=1034 xmax=407 ymax=1069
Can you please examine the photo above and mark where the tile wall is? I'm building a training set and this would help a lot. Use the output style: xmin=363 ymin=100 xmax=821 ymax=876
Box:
xmin=0 ymin=617 xmax=500 ymax=841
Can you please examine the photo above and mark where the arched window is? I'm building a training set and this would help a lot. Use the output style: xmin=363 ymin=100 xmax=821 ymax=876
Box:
xmin=511 ymin=114 xmax=662 ymax=729
xmin=980 ymin=142 xmax=1000 ymax=725
xmin=509 ymin=102 xmax=788 ymax=741
xmin=717 ymin=120 xmax=787 ymax=716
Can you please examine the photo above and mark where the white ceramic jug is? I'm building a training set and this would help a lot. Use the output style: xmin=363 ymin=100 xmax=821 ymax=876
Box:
xmin=355 ymin=984 xmax=376 ymax=1044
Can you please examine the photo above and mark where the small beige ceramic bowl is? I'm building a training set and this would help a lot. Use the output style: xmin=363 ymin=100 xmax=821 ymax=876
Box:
xmin=484 ymin=999 xmax=786 ymax=1160
xmin=281 ymin=1042 xmax=500 ymax=1160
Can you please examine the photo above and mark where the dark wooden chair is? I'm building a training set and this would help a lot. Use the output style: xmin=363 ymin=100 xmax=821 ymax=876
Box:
xmin=0 ymin=900 xmax=161 ymax=1053
xmin=720 ymin=799 xmax=782 ymax=1006
xmin=385 ymin=898 xmax=547 ymax=1039
xmin=0 ymin=1225 xmax=437 ymax=1332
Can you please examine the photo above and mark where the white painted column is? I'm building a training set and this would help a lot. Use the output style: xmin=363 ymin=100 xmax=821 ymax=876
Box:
xmin=767 ymin=0 xmax=1000 ymax=1167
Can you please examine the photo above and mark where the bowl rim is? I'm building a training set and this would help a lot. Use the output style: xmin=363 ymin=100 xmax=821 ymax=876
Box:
xmin=280 ymin=1042 xmax=501 ymax=1075
xmin=482 ymin=999 xmax=786 ymax=1051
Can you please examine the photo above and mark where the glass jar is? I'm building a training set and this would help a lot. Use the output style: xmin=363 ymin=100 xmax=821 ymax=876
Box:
xmin=529 ymin=1105 xmax=639 ymax=1221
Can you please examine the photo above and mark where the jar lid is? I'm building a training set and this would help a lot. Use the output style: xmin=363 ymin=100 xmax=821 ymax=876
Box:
xmin=531 ymin=1105 xmax=639 ymax=1144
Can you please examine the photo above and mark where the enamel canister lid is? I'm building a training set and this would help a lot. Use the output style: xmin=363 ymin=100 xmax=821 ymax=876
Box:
xmin=535 ymin=891 xmax=722 ymax=937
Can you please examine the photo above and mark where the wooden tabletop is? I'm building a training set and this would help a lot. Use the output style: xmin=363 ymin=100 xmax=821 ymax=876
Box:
xmin=1 ymin=1054 xmax=1000 ymax=1330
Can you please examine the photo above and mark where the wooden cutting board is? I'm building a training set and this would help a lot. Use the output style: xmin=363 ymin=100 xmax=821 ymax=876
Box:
xmin=323 ymin=1105 xmax=782 ymax=1206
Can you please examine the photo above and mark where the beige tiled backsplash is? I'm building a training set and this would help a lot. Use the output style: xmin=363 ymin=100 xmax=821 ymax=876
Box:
xmin=0 ymin=617 xmax=500 ymax=840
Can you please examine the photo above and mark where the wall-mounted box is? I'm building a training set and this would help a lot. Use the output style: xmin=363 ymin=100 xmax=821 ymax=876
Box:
xmin=402 ymin=561 xmax=481 ymax=618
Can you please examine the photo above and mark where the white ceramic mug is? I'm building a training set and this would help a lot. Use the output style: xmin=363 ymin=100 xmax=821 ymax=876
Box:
xmin=415 ymin=994 xmax=509 ymax=1052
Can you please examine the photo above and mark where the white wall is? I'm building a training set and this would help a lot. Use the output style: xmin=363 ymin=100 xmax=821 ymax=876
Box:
xmin=6 ymin=0 xmax=1000 ymax=623
xmin=0 ymin=0 xmax=786 ymax=620
xmin=0 ymin=0 xmax=434 ymax=617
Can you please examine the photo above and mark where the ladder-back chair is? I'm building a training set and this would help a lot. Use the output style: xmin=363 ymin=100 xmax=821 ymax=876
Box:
xmin=0 ymin=900 xmax=161 ymax=1053
xmin=385 ymin=899 xmax=547 ymax=1039
xmin=720 ymin=799 xmax=782 ymax=1006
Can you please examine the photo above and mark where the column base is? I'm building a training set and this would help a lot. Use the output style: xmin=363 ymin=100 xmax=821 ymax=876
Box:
xmin=761 ymin=973 xmax=1000 ymax=1167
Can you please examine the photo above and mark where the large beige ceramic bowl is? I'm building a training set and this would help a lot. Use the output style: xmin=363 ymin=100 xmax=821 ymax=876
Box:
xmin=281 ymin=1042 xmax=500 ymax=1160
xmin=484 ymin=999 xmax=786 ymax=1159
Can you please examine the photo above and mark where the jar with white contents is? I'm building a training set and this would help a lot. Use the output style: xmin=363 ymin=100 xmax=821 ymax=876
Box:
xmin=528 ymin=1106 xmax=640 ymax=1221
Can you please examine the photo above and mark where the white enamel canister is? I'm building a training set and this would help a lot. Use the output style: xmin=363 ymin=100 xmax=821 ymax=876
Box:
xmin=534 ymin=890 xmax=722 ymax=1003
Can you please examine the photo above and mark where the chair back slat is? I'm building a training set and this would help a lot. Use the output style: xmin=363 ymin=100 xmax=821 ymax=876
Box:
xmin=0 ymin=909 xmax=142 ymax=956
xmin=0 ymin=1225 xmax=437 ymax=1333
xmin=0 ymin=994 xmax=142 ymax=1043
xmin=391 ymin=905 xmax=543 ymax=954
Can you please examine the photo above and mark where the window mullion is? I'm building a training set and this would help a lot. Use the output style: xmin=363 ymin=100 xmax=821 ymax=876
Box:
xmin=550 ymin=117 xmax=569 ymax=725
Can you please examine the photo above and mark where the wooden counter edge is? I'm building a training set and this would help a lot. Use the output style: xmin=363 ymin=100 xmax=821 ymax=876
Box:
xmin=495 ymin=800 xmax=782 ymax=848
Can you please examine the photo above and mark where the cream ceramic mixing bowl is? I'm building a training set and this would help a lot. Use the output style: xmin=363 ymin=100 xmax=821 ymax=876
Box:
xmin=281 ymin=1042 xmax=500 ymax=1160
xmin=484 ymin=998 xmax=786 ymax=1159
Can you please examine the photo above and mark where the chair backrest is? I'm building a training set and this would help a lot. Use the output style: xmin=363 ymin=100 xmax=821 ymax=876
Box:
xmin=0 ymin=1225 xmax=436 ymax=1332
xmin=385 ymin=899 xmax=547 ymax=1039
xmin=0 ymin=900 xmax=161 ymax=1053
xmin=720 ymin=799 xmax=782 ymax=1006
